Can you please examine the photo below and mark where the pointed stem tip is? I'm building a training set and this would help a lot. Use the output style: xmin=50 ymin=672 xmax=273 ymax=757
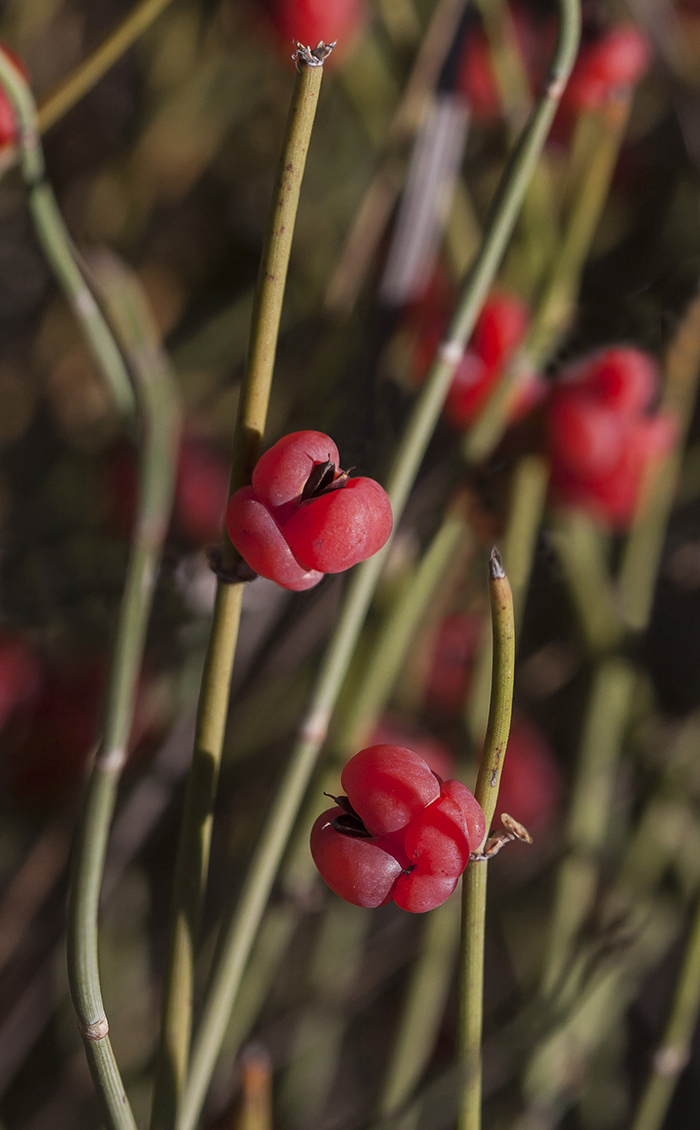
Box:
xmin=489 ymin=547 xmax=505 ymax=580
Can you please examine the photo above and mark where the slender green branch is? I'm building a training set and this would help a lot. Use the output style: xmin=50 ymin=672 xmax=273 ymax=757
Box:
xmin=37 ymin=0 xmax=175 ymax=135
xmin=150 ymin=53 xmax=328 ymax=1130
xmin=0 ymin=51 xmax=135 ymax=416
xmin=66 ymin=254 xmax=181 ymax=1130
xmin=338 ymin=514 xmax=467 ymax=755
xmin=180 ymin=4 xmax=579 ymax=1120
xmin=631 ymin=896 xmax=700 ymax=1130
xmin=464 ymin=92 xmax=630 ymax=464
xmin=459 ymin=550 xmax=515 ymax=1130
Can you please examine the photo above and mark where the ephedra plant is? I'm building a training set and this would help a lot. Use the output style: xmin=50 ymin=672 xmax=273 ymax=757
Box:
xmin=2 ymin=2 xmax=700 ymax=1130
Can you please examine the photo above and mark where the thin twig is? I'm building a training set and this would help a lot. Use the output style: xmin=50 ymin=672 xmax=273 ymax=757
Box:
xmin=65 ymin=251 xmax=181 ymax=1130
xmin=149 ymin=52 xmax=329 ymax=1130
xmin=458 ymin=550 xmax=515 ymax=1130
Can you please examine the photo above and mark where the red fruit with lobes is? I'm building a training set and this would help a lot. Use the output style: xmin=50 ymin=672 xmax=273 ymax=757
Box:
xmin=312 ymin=744 xmax=486 ymax=912
xmin=226 ymin=430 xmax=392 ymax=587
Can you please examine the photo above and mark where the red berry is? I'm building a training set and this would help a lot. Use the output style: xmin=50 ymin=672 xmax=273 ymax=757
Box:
xmin=425 ymin=612 xmax=482 ymax=715
xmin=392 ymin=869 xmax=459 ymax=913
xmin=266 ymin=0 xmax=365 ymax=60
xmin=549 ymin=395 xmax=623 ymax=479
xmin=0 ymin=46 xmax=27 ymax=148
xmin=472 ymin=293 xmax=530 ymax=370
xmin=252 ymin=431 xmax=340 ymax=510
xmin=442 ymin=778 xmax=487 ymax=851
xmin=370 ymin=716 xmax=455 ymax=781
xmin=564 ymin=25 xmax=652 ymax=111
xmin=496 ymin=714 xmax=562 ymax=836
xmin=340 ymin=744 xmax=441 ymax=838
xmin=282 ymin=476 xmax=393 ymax=574
xmin=457 ymin=30 xmax=502 ymax=122
xmin=226 ymin=486 xmax=323 ymax=591
xmin=572 ymin=347 xmax=657 ymax=413
xmin=175 ymin=438 xmax=230 ymax=546
xmin=310 ymin=807 xmax=409 ymax=908
xmin=403 ymin=792 xmax=471 ymax=877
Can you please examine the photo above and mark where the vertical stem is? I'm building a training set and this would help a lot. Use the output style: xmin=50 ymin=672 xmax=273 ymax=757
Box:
xmin=458 ymin=551 xmax=515 ymax=1130
xmin=181 ymin=4 xmax=579 ymax=1119
xmin=150 ymin=53 xmax=327 ymax=1130
xmin=66 ymin=255 xmax=181 ymax=1130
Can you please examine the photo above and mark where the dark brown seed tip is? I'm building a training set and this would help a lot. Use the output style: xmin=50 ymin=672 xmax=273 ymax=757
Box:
xmin=489 ymin=547 xmax=505 ymax=580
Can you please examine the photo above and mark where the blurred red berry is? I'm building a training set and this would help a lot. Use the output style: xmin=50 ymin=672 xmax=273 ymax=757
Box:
xmin=456 ymin=8 xmax=554 ymax=123
xmin=0 ymin=46 xmax=27 ymax=148
xmin=425 ymin=612 xmax=482 ymax=715
xmin=548 ymin=346 xmax=675 ymax=528
xmin=265 ymin=0 xmax=365 ymax=60
xmin=0 ymin=635 xmax=41 ymax=732
xmin=175 ymin=438 xmax=230 ymax=547
xmin=564 ymin=25 xmax=652 ymax=112
xmin=496 ymin=713 xmax=562 ymax=836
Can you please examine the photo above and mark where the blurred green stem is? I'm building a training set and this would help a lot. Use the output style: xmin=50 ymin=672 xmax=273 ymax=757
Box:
xmin=180 ymin=3 xmax=579 ymax=1120
xmin=459 ymin=550 xmax=515 ymax=1130
xmin=464 ymin=93 xmax=631 ymax=464
xmin=338 ymin=514 xmax=467 ymax=754
xmin=66 ymin=255 xmax=181 ymax=1130
xmin=549 ymin=509 xmax=623 ymax=655
xmin=631 ymin=896 xmax=700 ymax=1130
xmin=150 ymin=55 xmax=327 ymax=1130
xmin=0 ymin=51 xmax=135 ymax=416
xmin=540 ymin=658 xmax=636 ymax=997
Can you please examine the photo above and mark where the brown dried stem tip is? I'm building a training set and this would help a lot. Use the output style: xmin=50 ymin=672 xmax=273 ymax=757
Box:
xmin=292 ymin=40 xmax=336 ymax=69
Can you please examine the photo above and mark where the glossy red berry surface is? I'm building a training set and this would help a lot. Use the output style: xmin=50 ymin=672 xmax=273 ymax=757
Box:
xmin=282 ymin=476 xmax=393 ymax=574
xmin=226 ymin=431 xmax=392 ymax=587
xmin=313 ymin=744 xmax=485 ymax=912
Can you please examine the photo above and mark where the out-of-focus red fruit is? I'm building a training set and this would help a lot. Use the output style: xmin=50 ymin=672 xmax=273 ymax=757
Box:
xmin=175 ymin=439 xmax=230 ymax=547
xmin=456 ymin=8 xmax=554 ymax=123
xmin=370 ymin=716 xmax=455 ymax=782
xmin=548 ymin=346 xmax=675 ymax=528
xmin=472 ymin=293 xmax=530 ymax=370
xmin=266 ymin=0 xmax=365 ymax=61
xmin=495 ymin=713 xmax=562 ymax=836
xmin=0 ymin=635 xmax=41 ymax=731
xmin=425 ymin=612 xmax=482 ymax=716
xmin=563 ymin=25 xmax=652 ymax=111
xmin=0 ymin=46 xmax=28 ymax=148
xmin=7 ymin=659 xmax=165 ymax=809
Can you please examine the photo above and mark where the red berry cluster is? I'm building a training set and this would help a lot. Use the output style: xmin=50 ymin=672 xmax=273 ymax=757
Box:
xmin=311 ymin=744 xmax=485 ymax=913
xmin=548 ymin=347 xmax=675 ymax=527
xmin=226 ymin=431 xmax=393 ymax=591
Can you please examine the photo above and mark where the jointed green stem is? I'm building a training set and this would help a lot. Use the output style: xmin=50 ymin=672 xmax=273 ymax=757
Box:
xmin=459 ymin=550 xmax=515 ymax=1130
xmin=150 ymin=56 xmax=328 ymax=1130
xmin=179 ymin=2 xmax=579 ymax=1121
xmin=66 ymin=254 xmax=181 ymax=1130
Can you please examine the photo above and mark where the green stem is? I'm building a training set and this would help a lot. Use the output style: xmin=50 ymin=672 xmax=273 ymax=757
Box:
xmin=150 ymin=55 xmax=327 ymax=1130
xmin=459 ymin=551 xmax=515 ymax=1130
xmin=464 ymin=92 xmax=629 ymax=464
xmin=180 ymin=4 xmax=579 ymax=1120
xmin=338 ymin=514 xmax=467 ymax=755
xmin=0 ymin=51 xmax=135 ymax=416
xmin=631 ymin=897 xmax=700 ymax=1130
xmin=540 ymin=658 xmax=637 ymax=997
xmin=466 ymin=454 xmax=549 ymax=745
xmin=66 ymin=254 xmax=181 ymax=1130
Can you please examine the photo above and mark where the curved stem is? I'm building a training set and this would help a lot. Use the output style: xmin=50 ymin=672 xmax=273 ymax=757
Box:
xmin=458 ymin=551 xmax=515 ymax=1130
xmin=65 ymin=253 xmax=181 ymax=1130
xmin=0 ymin=51 xmax=135 ymax=416
xmin=149 ymin=56 xmax=328 ymax=1130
